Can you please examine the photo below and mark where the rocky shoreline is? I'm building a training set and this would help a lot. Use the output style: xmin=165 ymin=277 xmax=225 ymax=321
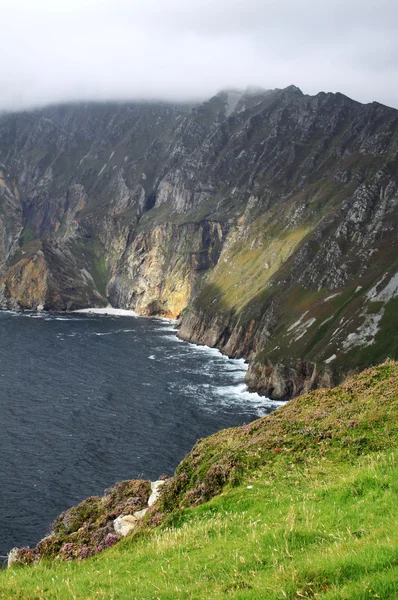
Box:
xmin=0 ymin=88 xmax=397 ymax=401
xmin=8 ymin=477 xmax=168 ymax=567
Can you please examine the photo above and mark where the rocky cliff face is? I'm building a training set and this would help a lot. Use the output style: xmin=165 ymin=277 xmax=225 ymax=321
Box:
xmin=0 ymin=88 xmax=397 ymax=397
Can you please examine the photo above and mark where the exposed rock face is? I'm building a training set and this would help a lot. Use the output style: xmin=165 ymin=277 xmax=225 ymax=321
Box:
xmin=106 ymin=220 xmax=228 ymax=317
xmin=113 ymin=510 xmax=148 ymax=537
xmin=0 ymin=88 xmax=397 ymax=397
xmin=8 ymin=479 xmax=152 ymax=564
xmin=8 ymin=476 xmax=169 ymax=564
xmin=148 ymin=480 xmax=166 ymax=507
xmin=245 ymin=360 xmax=335 ymax=401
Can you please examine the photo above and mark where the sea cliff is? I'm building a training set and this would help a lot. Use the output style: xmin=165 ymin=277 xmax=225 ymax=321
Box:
xmin=0 ymin=88 xmax=397 ymax=397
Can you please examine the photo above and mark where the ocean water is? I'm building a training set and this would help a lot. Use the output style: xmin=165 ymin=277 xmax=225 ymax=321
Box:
xmin=0 ymin=311 xmax=283 ymax=559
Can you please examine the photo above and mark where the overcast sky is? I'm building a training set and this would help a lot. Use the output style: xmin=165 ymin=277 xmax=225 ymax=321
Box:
xmin=1 ymin=0 xmax=397 ymax=111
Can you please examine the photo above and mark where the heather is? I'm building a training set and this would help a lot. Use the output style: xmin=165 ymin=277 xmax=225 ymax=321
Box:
xmin=1 ymin=361 xmax=398 ymax=599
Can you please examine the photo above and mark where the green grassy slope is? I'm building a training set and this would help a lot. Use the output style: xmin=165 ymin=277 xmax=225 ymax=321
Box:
xmin=1 ymin=361 xmax=398 ymax=599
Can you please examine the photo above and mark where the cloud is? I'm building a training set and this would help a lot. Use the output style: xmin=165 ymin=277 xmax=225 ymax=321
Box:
xmin=0 ymin=0 xmax=397 ymax=111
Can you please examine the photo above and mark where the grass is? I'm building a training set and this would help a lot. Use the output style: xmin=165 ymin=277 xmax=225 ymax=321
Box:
xmin=19 ymin=225 xmax=36 ymax=247
xmin=1 ymin=361 xmax=398 ymax=599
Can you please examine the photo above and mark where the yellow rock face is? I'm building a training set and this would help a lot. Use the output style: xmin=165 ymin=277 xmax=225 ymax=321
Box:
xmin=1 ymin=252 xmax=49 ymax=309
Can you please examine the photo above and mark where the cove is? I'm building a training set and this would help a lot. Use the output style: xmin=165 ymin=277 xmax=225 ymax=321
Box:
xmin=0 ymin=310 xmax=283 ymax=559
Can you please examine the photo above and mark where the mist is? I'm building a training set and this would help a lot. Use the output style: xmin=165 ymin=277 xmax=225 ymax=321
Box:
xmin=1 ymin=0 xmax=397 ymax=111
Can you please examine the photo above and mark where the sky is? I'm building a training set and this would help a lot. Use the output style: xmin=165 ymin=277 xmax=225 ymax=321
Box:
xmin=1 ymin=0 xmax=397 ymax=111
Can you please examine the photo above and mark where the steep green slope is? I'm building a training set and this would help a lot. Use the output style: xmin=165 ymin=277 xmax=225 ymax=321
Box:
xmin=2 ymin=361 xmax=397 ymax=599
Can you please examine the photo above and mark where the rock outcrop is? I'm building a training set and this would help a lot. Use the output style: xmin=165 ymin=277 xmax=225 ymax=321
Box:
xmin=113 ymin=510 xmax=148 ymax=537
xmin=7 ymin=477 xmax=164 ymax=565
xmin=0 ymin=88 xmax=397 ymax=396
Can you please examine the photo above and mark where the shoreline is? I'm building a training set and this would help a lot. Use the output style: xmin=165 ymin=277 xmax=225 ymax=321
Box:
xmin=2 ymin=305 xmax=276 ymax=403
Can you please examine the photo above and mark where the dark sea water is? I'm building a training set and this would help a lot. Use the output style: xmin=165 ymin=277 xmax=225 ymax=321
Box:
xmin=0 ymin=310 xmax=283 ymax=560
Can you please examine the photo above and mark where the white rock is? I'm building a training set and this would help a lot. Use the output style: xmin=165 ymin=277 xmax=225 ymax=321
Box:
xmin=133 ymin=508 xmax=148 ymax=519
xmin=148 ymin=480 xmax=166 ymax=507
xmin=7 ymin=548 xmax=21 ymax=568
xmin=114 ymin=515 xmax=136 ymax=537
xmin=324 ymin=293 xmax=341 ymax=303
xmin=113 ymin=508 xmax=148 ymax=537
xmin=325 ymin=354 xmax=337 ymax=364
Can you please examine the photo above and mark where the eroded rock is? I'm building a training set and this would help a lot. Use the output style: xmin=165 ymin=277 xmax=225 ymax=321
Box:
xmin=148 ymin=480 xmax=166 ymax=507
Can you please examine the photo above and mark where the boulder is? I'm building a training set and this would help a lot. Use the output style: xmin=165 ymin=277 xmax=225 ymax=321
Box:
xmin=7 ymin=548 xmax=19 ymax=568
xmin=113 ymin=508 xmax=148 ymax=537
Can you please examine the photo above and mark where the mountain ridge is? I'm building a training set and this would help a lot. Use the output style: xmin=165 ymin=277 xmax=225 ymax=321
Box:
xmin=0 ymin=86 xmax=397 ymax=398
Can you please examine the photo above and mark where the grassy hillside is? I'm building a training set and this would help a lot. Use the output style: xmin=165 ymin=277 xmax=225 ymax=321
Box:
xmin=1 ymin=361 xmax=398 ymax=599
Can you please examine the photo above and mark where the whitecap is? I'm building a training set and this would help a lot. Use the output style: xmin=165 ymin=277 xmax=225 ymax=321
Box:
xmin=91 ymin=332 xmax=114 ymax=336
xmin=222 ymin=361 xmax=248 ymax=372
xmin=54 ymin=317 xmax=90 ymax=321
xmin=151 ymin=316 xmax=178 ymax=324
xmin=189 ymin=344 xmax=228 ymax=359
xmin=214 ymin=382 xmax=281 ymax=402
xmin=211 ymin=383 xmax=287 ymax=416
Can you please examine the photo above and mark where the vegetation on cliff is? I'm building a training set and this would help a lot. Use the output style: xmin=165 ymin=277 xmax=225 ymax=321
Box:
xmin=0 ymin=88 xmax=397 ymax=396
xmin=1 ymin=360 xmax=397 ymax=598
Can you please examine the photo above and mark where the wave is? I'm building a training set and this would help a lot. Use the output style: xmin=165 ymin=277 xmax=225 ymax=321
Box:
xmin=188 ymin=344 xmax=229 ymax=359
xmin=89 ymin=328 xmax=137 ymax=337
xmin=154 ymin=325 xmax=177 ymax=332
xmin=151 ymin=316 xmax=178 ymax=324
xmin=214 ymin=383 xmax=279 ymax=403
xmin=212 ymin=383 xmax=287 ymax=416
xmin=91 ymin=332 xmax=114 ymax=336
xmin=54 ymin=317 xmax=92 ymax=321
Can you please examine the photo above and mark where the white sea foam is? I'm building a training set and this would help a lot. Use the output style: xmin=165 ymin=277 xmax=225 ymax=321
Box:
xmin=213 ymin=383 xmax=287 ymax=416
xmin=88 ymin=328 xmax=138 ymax=339
xmin=214 ymin=383 xmax=276 ymax=403
xmin=151 ymin=316 xmax=177 ymax=324
xmin=92 ymin=332 xmax=114 ymax=336
xmin=54 ymin=317 xmax=75 ymax=320
xmin=230 ymin=370 xmax=247 ymax=381
xmin=57 ymin=317 xmax=91 ymax=321
xmin=222 ymin=360 xmax=247 ymax=372
xmin=188 ymin=343 xmax=229 ymax=359
xmin=154 ymin=325 xmax=177 ymax=332
xmin=73 ymin=307 xmax=138 ymax=317
xmin=174 ymin=376 xmax=286 ymax=418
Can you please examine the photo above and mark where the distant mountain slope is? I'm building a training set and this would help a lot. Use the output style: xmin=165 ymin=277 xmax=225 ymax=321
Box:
xmin=0 ymin=87 xmax=397 ymax=396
